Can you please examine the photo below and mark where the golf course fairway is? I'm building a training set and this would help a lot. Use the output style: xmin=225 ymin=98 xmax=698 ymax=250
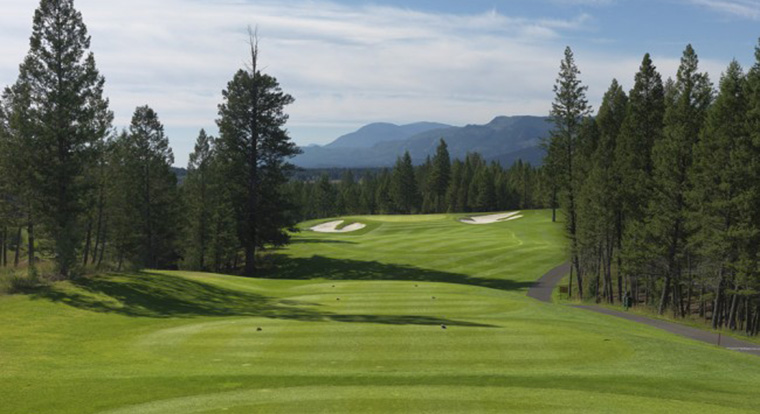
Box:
xmin=1 ymin=210 xmax=759 ymax=413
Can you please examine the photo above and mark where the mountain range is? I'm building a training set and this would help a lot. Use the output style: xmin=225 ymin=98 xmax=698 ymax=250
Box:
xmin=292 ymin=116 xmax=550 ymax=169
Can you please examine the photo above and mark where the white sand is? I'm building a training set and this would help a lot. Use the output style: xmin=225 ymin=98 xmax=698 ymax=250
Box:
xmin=460 ymin=211 xmax=523 ymax=225
xmin=310 ymin=220 xmax=367 ymax=233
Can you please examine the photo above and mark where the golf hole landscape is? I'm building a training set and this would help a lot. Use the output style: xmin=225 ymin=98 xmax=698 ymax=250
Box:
xmin=2 ymin=211 xmax=759 ymax=413
xmin=3 ymin=0 xmax=760 ymax=413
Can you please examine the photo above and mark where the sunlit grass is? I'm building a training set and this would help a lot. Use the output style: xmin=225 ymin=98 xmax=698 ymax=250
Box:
xmin=1 ymin=210 xmax=759 ymax=413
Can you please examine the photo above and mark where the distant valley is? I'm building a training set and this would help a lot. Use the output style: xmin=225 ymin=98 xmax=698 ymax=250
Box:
xmin=293 ymin=116 xmax=550 ymax=168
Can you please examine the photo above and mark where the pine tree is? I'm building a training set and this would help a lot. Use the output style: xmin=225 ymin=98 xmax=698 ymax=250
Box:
xmin=215 ymin=33 xmax=300 ymax=276
xmin=111 ymin=107 xmax=179 ymax=269
xmin=338 ymin=170 xmax=359 ymax=215
xmin=375 ymin=169 xmax=394 ymax=214
xmin=745 ymin=39 xmax=760 ymax=334
xmin=21 ymin=0 xmax=112 ymax=277
xmin=546 ymin=46 xmax=592 ymax=298
xmin=646 ymin=45 xmax=713 ymax=315
xmin=14 ymin=0 xmax=113 ymax=278
xmin=313 ymin=174 xmax=336 ymax=218
xmin=446 ymin=161 xmax=464 ymax=213
xmin=614 ymin=54 xmax=665 ymax=303
xmin=428 ymin=139 xmax=451 ymax=213
xmin=689 ymin=60 xmax=753 ymax=328
xmin=0 ymin=80 xmax=38 ymax=274
xmin=183 ymin=129 xmax=215 ymax=270
xmin=577 ymin=80 xmax=628 ymax=302
xmin=391 ymin=152 xmax=420 ymax=214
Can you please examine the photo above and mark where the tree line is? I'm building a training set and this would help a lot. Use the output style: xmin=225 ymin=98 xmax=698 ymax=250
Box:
xmin=284 ymin=143 xmax=549 ymax=222
xmin=546 ymin=43 xmax=760 ymax=336
xmin=0 ymin=0 xmax=297 ymax=279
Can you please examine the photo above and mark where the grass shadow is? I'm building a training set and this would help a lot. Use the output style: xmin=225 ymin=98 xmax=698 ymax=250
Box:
xmin=263 ymin=254 xmax=535 ymax=293
xmin=28 ymin=271 xmax=495 ymax=328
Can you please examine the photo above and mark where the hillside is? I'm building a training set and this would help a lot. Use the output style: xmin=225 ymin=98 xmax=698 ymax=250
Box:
xmin=326 ymin=122 xmax=451 ymax=149
xmin=293 ymin=116 xmax=550 ymax=168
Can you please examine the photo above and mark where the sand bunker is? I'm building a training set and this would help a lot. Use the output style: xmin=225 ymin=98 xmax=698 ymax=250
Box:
xmin=310 ymin=220 xmax=367 ymax=233
xmin=460 ymin=212 xmax=523 ymax=225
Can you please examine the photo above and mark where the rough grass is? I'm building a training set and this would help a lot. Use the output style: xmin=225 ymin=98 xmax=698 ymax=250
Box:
xmin=1 ymin=210 xmax=760 ymax=413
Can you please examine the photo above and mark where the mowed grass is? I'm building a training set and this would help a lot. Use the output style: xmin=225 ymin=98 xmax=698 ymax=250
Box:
xmin=1 ymin=210 xmax=759 ymax=413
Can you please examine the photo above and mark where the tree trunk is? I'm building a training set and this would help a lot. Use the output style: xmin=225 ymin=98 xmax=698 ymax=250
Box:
xmin=144 ymin=163 xmax=154 ymax=269
xmin=92 ymin=188 xmax=105 ymax=264
xmin=244 ymin=32 xmax=260 ymax=278
xmin=728 ymin=288 xmax=739 ymax=331
xmin=14 ymin=226 xmax=22 ymax=267
xmin=699 ymin=282 xmax=706 ymax=318
xmin=569 ymin=264 xmax=574 ymax=300
xmin=551 ymin=186 xmax=557 ymax=223
xmin=712 ymin=270 xmax=724 ymax=329
xmin=199 ymin=173 xmax=207 ymax=271
xmin=745 ymin=298 xmax=751 ymax=335
xmin=595 ymin=242 xmax=603 ymax=303
xmin=27 ymin=215 xmax=35 ymax=277
xmin=658 ymin=274 xmax=671 ymax=315
xmin=574 ymin=255 xmax=584 ymax=301
xmin=616 ymin=210 xmax=624 ymax=302
xmin=0 ymin=226 xmax=6 ymax=267
xmin=686 ymin=273 xmax=693 ymax=317
xmin=97 ymin=219 xmax=107 ymax=268
xmin=82 ymin=218 xmax=92 ymax=266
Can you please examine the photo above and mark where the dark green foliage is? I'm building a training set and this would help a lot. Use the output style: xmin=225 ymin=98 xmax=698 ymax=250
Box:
xmin=0 ymin=81 xmax=37 ymax=273
xmin=391 ymin=152 xmax=421 ymax=214
xmin=577 ymin=80 xmax=627 ymax=302
xmin=314 ymin=174 xmax=337 ymax=218
xmin=182 ymin=130 xmax=215 ymax=270
xmin=688 ymin=60 xmax=756 ymax=328
xmin=214 ymin=40 xmax=300 ymax=275
xmin=613 ymin=55 xmax=666 ymax=302
xmin=284 ymin=148 xmax=547 ymax=222
xmin=425 ymin=139 xmax=451 ymax=212
xmin=546 ymin=46 xmax=593 ymax=299
xmin=108 ymin=107 xmax=179 ymax=270
xmin=11 ymin=0 xmax=112 ymax=278
xmin=550 ymin=42 xmax=760 ymax=336
xmin=644 ymin=45 xmax=713 ymax=314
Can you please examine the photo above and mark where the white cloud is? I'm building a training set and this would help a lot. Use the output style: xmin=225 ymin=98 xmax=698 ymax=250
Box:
xmin=0 ymin=0 xmax=728 ymax=166
xmin=688 ymin=0 xmax=760 ymax=19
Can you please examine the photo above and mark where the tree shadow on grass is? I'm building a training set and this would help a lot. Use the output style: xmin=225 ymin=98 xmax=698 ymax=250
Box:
xmin=262 ymin=254 xmax=535 ymax=293
xmin=29 ymin=271 xmax=495 ymax=328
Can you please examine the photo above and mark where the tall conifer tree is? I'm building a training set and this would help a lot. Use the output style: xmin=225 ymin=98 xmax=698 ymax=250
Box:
xmin=391 ymin=152 xmax=420 ymax=214
xmin=14 ymin=0 xmax=112 ymax=277
xmin=546 ymin=46 xmax=592 ymax=298
xmin=688 ymin=61 xmax=752 ymax=328
xmin=215 ymin=32 xmax=300 ymax=276
xmin=183 ymin=129 xmax=215 ymax=270
xmin=646 ymin=45 xmax=713 ymax=314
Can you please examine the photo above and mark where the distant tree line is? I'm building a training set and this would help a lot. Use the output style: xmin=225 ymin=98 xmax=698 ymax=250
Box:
xmin=547 ymin=43 xmax=760 ymax=336
xmin=284 ymin=141 xmax=550 ymax=222
xmin=0 ymin=0 xmax=297 ymax=279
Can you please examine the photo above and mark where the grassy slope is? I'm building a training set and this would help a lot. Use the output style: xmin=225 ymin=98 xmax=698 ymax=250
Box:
xmin=1 ymin=210 xmax=759 ymax=413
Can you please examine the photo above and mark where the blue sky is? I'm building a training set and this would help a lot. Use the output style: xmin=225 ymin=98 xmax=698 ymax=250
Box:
xmin=1 ymin=0 xmax=759 ymax=166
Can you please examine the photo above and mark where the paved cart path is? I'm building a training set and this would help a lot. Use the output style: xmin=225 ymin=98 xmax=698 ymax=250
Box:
xmin=529 ymin=262 xmax=760 ymax=357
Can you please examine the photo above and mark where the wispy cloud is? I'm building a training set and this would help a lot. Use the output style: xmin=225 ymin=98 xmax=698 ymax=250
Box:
xmin=0 ymin=0 xmax=727 ymax=166
xmin=688 ymin=0 xmax=760 ymax=19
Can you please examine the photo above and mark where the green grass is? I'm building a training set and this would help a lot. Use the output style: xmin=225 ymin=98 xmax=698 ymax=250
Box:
xmin=1 ymin=210 xmax=760 ymax=413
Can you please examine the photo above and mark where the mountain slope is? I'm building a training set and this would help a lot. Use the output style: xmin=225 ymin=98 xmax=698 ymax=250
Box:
xmin=293 ymin=116 xmax=550 ymax=168
xmin=326 ymin=122 xmax=451 ymax=149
